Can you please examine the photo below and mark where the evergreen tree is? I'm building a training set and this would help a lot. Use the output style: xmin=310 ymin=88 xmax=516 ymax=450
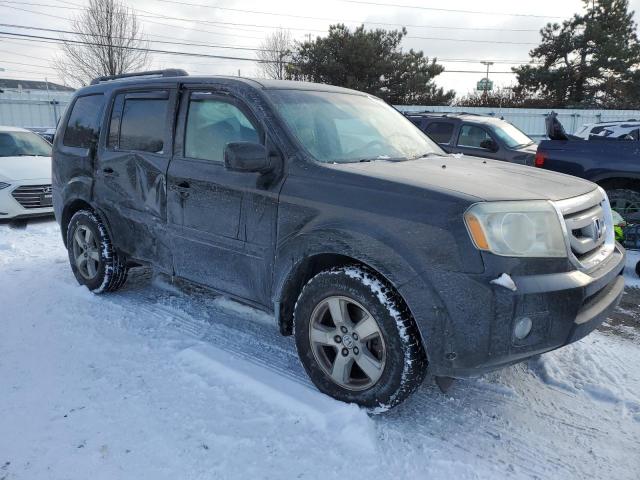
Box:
xmin=513 ymin=0 xmax=640 ymax=108
xmin=288 ymin=24 xmax=454 ymax=105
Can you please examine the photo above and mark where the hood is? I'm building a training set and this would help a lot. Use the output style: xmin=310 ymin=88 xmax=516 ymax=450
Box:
xmin=329 ymin=155 xmax=596 ymax=202
xmin=0 ymin=155 xmax=52 ymax=181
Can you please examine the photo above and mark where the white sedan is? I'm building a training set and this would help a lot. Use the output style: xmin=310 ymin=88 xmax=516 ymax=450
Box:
xmin=0 ymin=126 xmax=54 ymax=220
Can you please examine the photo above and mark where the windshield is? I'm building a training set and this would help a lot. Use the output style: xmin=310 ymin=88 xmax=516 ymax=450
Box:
xmin=268 ymin=90 xmax=445 ymax=163
xmin=0 ymin=131 xmax=52 ymax=157
xmin=492 ymin=123 xmax=534 ymax=149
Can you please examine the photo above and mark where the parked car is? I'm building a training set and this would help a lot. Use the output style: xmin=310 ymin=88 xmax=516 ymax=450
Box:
xmin=26 ymin=127 xmax=56 ymax=144
xmin=536 ymin=113 xmax=640 ymax=219
xmin=405 ymin=112 xmax=537 ymax=165
xmin=574 ymin=120 xmax=640 ymax=140
xmin=52 ymin=70 xmax=625 ymax=409
xmin=0 ymin=126 xmax=54 ymax=220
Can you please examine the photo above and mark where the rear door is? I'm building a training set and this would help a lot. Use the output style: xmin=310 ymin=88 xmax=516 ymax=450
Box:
xmin=423 ymin=120 xmax=456 ymax=152
xmin=167 ymin=87 xmax=282 ymax=306
xmin=94 ymin=87 xmax=176 ymax=270
xmin=453 ymin=123 xmax=505 ymax=160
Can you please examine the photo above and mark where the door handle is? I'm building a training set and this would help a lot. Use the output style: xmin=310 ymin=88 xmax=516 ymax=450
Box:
xmin=102 ymin=167 xmax=115 ymax=175
xmin=175 ymin=181 xmax=190 ymax=199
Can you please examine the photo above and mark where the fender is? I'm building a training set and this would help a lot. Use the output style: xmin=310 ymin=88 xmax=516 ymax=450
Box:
xmin=588 ymin=171 xmax=640 ymax=185
xmin=272 ymin=218 xmax=450 ymax=360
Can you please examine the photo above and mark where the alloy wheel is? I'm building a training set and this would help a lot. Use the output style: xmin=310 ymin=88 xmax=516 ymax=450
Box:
xmin=308 ymin=295 xmax=386 ymax=391
xmin=72 ymin=225 xmax=101 ymax=280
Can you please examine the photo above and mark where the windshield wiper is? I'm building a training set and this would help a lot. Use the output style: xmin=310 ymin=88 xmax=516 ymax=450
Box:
xmin=410 ymin=152 xmax=446 ymax=160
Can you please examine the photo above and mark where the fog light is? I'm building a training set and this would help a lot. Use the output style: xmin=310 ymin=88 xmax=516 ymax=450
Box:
xmin=514 ymin=316 xmax=532 ymax=340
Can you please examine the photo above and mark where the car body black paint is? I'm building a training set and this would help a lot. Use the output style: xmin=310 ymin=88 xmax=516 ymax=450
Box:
xmin=53 ymin=76 xmax=624 ymax=378
xmin=536 ymin=138 xmax=640 ymax=185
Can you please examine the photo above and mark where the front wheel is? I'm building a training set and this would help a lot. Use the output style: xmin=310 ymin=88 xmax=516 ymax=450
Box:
xmin=66 ymin=210 xmax=128 ymax=293
xmin=294 ymin=266 xmax=427 ymax=410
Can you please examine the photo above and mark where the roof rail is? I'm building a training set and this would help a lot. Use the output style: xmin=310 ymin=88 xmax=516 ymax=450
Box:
xmin=90 ymin=69 xmax=188 ymax=85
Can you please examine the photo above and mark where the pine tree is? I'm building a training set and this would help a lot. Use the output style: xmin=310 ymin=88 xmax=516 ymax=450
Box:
xmin=513 ymin=0 xmax=640 ymax=108
xmin=287 ymin=24 xmax=454 ymax=105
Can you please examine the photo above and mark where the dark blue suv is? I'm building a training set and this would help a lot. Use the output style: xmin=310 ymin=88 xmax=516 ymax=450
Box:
xmin=406 ymin=112 xmax=537 ymax=166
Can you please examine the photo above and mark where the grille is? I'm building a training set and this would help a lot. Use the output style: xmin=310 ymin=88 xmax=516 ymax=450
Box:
xmin=11 ymin=184 xmax=53 ymax=209
xmin=554 ymin=189 xmax=614 ymax=271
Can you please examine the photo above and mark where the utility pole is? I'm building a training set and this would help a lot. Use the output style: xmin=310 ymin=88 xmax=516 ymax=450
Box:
xmin=480 ymin=61 xmax=494 ymax=103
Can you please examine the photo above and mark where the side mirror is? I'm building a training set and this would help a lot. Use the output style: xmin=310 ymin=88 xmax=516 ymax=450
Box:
xmin=480 ymin=139 xmax=498 ymax=151
xmin=224 ymin=142 xmax=272 ymax=173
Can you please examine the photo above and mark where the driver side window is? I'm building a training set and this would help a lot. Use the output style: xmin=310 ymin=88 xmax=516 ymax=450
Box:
xmin=457 ymin=125 xmax=492 ymax=149
xmin=185 ymin=96 xmax=260 ymax=162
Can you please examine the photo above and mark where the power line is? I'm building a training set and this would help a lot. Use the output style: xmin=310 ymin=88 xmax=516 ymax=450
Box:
xmin=0 ymin=1 xmax=326 ymax=34
xmin=0 ymin=30 xmax=264 ymax=62
xmin=0 ymin=2 xmax=273 ymax=41
xmin=336 ymin=0 xmax=563 ymax=18
xmin=408 ymin=35 xmax=537 ymax=45
xmin=0 ymin=1 xmax=542 ymax=45
xmin=0 ymin=23 xmax=273 ymax=53
xmin=151 ymin=0 xmax=542 ymax=33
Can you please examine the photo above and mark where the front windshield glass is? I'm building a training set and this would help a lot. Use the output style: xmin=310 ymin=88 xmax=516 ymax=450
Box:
xmin=0 ymin=131 xmax=52 ymax=157
xmin=493 ymin=123 xmax=534 ymax=149
xmin=268 ymin=90 xmax=445 ymax=163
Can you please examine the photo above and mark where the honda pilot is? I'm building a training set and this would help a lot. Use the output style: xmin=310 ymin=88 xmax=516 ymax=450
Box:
xmin=52 ymin=70 xmax=625 ymax=409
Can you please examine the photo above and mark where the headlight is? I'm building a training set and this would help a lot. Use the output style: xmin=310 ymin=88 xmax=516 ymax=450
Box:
xmin=0 ymin=182 xmax=11 ymax=190
xmin=464 ymin=201 xmax=567 ymax=257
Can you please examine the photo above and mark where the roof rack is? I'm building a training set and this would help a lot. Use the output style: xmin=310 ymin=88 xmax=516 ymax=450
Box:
xmin=90 ymin=69 xmax=188 ymax=85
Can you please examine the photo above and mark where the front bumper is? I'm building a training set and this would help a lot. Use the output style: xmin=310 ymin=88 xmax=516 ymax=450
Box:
xmin=0 ymin=179 xmax=54 ymax=220
xmin=401 ymin=244 xmax=626 ymax=378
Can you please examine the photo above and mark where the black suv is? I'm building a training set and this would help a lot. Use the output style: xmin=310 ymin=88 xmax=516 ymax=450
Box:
xmin=406 ymin=112 xmax=537 ymax=166
xmin=52 ymin=70 xmax=625 ymax=409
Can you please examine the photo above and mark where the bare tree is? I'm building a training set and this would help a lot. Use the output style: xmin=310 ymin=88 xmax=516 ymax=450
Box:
xmin=256 ymin=30 xmax=293 ymax=80
xmin=55 ymin=0 xmax=150 ymax=86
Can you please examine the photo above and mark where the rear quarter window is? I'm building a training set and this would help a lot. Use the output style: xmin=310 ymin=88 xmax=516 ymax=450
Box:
xmin=425 ymin=121 xmax=454 ymax=144
xmin=62 ymin=94 xmax=105 ymax=148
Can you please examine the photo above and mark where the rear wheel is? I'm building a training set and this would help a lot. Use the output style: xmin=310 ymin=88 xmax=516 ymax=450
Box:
xmin=294 ymin=266 xmax=427 ymax=409
xmin=66 ymin=210 xmax=128 ymax=293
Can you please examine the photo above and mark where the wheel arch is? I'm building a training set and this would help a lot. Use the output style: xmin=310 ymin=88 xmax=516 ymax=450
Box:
xmin=272 ymin=232 xmax=428 ymax=347
xmin=60 ymin=199 xmax=116 ymax=251
xmin=595 ymin=176 xmax=640 ymax=193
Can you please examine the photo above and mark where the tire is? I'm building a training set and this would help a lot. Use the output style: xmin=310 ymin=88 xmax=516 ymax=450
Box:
xmin=66 ymin=209 xmax=128 ymax=293
xmin=294 ymin=266 xmax=427 ymax=410
xmin=606 ymin=188 xmax=640 ymax=221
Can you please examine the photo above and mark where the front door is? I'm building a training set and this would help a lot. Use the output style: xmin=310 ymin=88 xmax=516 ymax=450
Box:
xmin=452 ymin=124 xmax=504 ymax=160
xmin=167 ymin=88 xmax=282 ymax=306
xmin=94 ymin=88 xmax=176 ymax=270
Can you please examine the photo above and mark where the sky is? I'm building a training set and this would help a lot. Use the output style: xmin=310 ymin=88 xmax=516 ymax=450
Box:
xmin=1 ymin=0 xmax=639 ymax=97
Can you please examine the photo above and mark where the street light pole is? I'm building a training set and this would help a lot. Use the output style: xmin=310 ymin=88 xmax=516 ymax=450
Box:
xmin=480 ymin=61 xmax=494 ymax=101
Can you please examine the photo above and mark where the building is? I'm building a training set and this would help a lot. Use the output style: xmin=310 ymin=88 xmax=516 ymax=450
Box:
xmin=0 ymin=78 xmax=75 ymax=128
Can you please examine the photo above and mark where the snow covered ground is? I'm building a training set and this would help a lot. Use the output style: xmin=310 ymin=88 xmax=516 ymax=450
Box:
xmin=1 ymin=218 xmax=639 ymax=480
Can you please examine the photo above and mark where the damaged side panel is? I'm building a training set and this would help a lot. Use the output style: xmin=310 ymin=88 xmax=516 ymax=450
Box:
xmin=93 ymin=87 xmax=177 ymax=271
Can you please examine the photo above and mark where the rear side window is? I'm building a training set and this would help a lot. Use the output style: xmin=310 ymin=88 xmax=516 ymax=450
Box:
xmin=184 ymin=96 xmax=260 ymax=162
xmin=119 ymin=98 xmax=168 ymax=153
xmin=425 ymin=122 xmax=454 ymax=143
xmin=63 ymin=94 xmax=104 ymax=148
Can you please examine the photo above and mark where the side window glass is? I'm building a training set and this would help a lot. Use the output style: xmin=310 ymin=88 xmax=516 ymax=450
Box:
xmin=185 ymin=97 xmax=260 ymax=161
xmin=425 ymin=122 xmax=454 ymax=143
xmin=62 ymin=94 xmax=104 ymax=148
xmin=107 ymin=94 xmax=125 ymax=149
xmin=457 ymin=125 xmax=492 ymax=148
xmin=119 ymin=98 xmax=168 ymax=153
